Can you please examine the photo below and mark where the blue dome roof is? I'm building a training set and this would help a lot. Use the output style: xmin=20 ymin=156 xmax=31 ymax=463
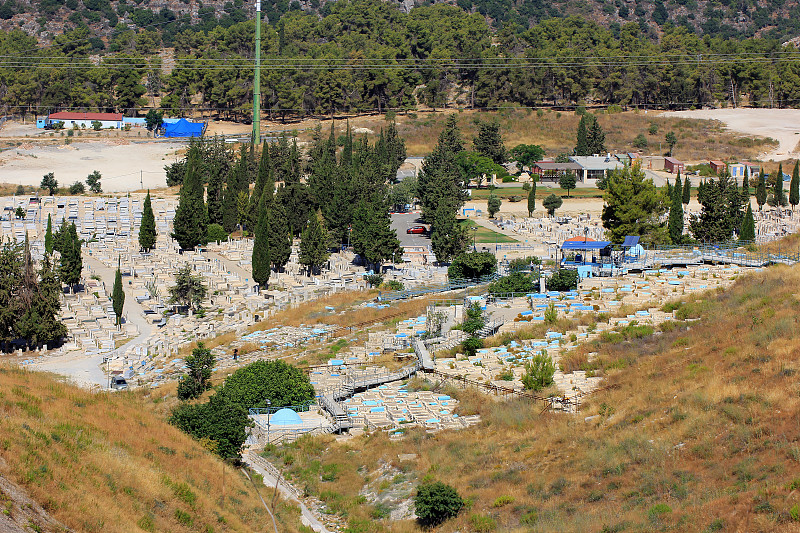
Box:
xmin=270 ymin=408 xmax=303 ymax=426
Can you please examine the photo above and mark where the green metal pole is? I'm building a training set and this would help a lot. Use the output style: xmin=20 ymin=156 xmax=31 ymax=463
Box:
xmin=253 ymin=0 xmax=261 ymax=144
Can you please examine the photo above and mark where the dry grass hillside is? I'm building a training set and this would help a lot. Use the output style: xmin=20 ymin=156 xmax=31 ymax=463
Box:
xmin=0 ymin=367 xmax=303 ymax=533
xmin=261 ymin=264 xmax=800 ymax=532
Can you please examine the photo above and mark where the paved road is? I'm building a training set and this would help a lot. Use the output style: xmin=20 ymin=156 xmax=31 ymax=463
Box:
xmin=32 ymin=254 xmax=153 ymax=389
xmin=391 ymin=212 xmax=430 ymax=248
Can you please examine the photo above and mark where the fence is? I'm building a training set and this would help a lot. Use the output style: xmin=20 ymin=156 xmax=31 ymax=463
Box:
xmin=380 ymin=273 xmax=500 ymax=301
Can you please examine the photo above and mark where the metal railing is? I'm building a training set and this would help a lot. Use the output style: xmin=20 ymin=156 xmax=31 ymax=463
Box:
xmin=380 ymin=273 xmax=500 ymax=301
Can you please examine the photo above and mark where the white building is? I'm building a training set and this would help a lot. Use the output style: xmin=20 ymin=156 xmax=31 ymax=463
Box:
xmin=43 ymin=112 xmax=123 ymax=129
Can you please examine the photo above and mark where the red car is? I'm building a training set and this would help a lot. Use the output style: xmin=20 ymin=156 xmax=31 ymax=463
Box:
xmin=406 ymin=226 xmax=426 ymax=234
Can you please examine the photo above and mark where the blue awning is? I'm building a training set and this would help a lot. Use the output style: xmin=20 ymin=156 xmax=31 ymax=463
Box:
xmin=622 ymin=236 xmax=640 ymax=247
xmin=561 ymin=240 xmax=611 ymax=250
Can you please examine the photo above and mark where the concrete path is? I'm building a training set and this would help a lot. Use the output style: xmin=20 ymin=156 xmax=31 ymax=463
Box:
xmin=31 ymin=254 xmax=153 ymax=389
xmin=243 ymin=452 xmax=333 ymax=533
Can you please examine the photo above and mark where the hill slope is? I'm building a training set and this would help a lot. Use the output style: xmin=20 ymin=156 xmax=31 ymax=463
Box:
xmin=259 ymin=264 xmax=800 ymax=532
xmin=0 ymin=366 xmax=300 ymax=533
xmin=0 ymin=0 xmax=797 ymax=41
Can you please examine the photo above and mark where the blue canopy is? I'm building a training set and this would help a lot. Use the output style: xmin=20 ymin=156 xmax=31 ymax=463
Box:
xmin=561 ymin=240 xmax=611 ymax=250
xmin=163 ymin=118 xmax=205 ymax=138
xmin=622 ymin=236 xmax=640 ymax=248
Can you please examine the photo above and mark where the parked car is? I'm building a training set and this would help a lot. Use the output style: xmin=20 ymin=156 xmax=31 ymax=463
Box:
xmin=110 ymin=376 xmax=128 ymax=390
xmin=406 ymin=226 xmax=426 ymax=234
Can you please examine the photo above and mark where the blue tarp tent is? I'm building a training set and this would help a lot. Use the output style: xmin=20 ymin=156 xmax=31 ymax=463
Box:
xmin=163 ymin=118 xmax=204 ymax=138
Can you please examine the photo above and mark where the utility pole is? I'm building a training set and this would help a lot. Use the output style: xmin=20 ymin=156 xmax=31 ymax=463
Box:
xmin=253 ymin=0 xmax=262 ymax=144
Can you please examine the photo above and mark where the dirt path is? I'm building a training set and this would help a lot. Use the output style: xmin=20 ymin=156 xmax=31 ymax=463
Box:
xmin=661 ymin=108 xmax=800 ymax=161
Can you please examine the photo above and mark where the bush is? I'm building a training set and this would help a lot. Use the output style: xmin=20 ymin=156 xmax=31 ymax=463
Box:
xmin=633 ymin=133 xmax=648 ymax=149
xmin=488 ymin=272 xmax=537 ymax=295
xmin=542 ymin=193 xmax=563 ymax=216
xmin=415 ymin=481 xmax=464 ymax=526
xmin=648 ymin=503 xmax=672 ymax=519
xmin=469 ymin=514 xmax=497 ymax=532
xmin=546 ymin=269 xmax=579 ymax=291
xmin=68 ymin=181 xmax=85 ymax=194
xmin=206 ymin=223 xmax=228 ymax=243
xmin=522 ymin=182 xmax=531 ymax=191
xmin=448 ymin=251 xmax=497 ymax=280
xmin=521 ymin=352 xmax=556 ymax=391
xmin=365 ymin=273 xmax=383 ymax=288
xmin=383 ymin=280 xmax=404 ymax=291
xmin=462 ymin=336 xmax=483 ymax=357
xmin=544 ymin=303 xmax=557 ymax=324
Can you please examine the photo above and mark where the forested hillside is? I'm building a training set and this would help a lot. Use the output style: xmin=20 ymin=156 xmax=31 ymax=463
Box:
xmin=2 ymin=0 xmax=800 ymax=119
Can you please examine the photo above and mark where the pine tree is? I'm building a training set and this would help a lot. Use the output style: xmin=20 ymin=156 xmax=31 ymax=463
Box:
xmin=59 ymin=222 xmax=82 ymax=291
xmin=44 ymin=214 xmax=54 ymax=255
xmin=221 ymin=145 xmax=247 ymax=232
xmin=171 ymin=143 xmax=207 ymax=250
xmin=299 ymin=211 xmax=330 ymax=275
xmin=790 ymin=161 xmax=799 ymax=211
xmin=251 ymin=193 xmax=271 ymax=288
xmin=668 ymin=182 xmax=684 ymax=245
xmin=756 ymin=174 xmax=767 ymax=210
xmin=587 ymin=115 xmax=606 ymax=155
xmin=574 ymin=115 xmax=589 ymax=156
xmin=527 ymin=180 xmax=536 ymax=217
xmin=267 ymin=202 xmax=292 ymax=272
xmin=112 ymin=258 xmax=125 ymax=327
xmin=740 ymin=203 xmax=756 ymax=242
xmin=473 ymin=121 xmax=507 ymax=164
xmin=351 ymin=198 xmax=402 ymax=272
xmin=206 ymin=156 xmax=225 ymax=226
xmin=139 ymin=190 xmax=157 ymax=252
xmin=775 ymin=163 xmax=786 ymax=207
xmin=34 ymin=253 xmax=67 ymax=348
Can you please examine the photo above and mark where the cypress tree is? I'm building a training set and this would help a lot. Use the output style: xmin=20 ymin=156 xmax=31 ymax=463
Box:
xmin=756 ymin=174 xmax=767 ymax=210
xmin=668 ymin=181 xmax=684 ymax=245
xmin=112 ymin=258 xmax=125 ymax=327
xmin=249 ymin=142 xmax=273 ymax=216
xmin=44 ymin=214 xmax=54 ymax=255
xmin=206 ymin=157 xmax=225 ymax=226
xmin=299 ymin=210 xmax=330 ymax=276
xmin=171 ymin=143 xmax=207 ymax=250
xmin=740 ymin=203 xmax=756 ymax=242
xmin=682 ymin=176 xmax=691 ymax=204
xmin=34 ymin=253 xmax=67 ymax=348
xmin=268 ymin=202 xmax=292 ymax=272
xmin=587 ymin=115 xmax=606 ymax=155
xmin=742 ymin=172 xmax=750 ymax=197
xmin=790 ymin=161 xmax=799 ymax=211
xmin=527 ymin=180 xmax=536 ymax=217
xmin=59 ymin=222 xmax=82 ymax=292
xmin=674 ymin=172 xmax=682 ymax=205
xmin=221 ymin=146 xmax=247 ymax=232
xmin=251 ymin=193 xmax=271 ymax=288
xmin=775 ymin=163 xmax=785 ymax=206
xmin=139 ymin=190 xmax=157 ymax=252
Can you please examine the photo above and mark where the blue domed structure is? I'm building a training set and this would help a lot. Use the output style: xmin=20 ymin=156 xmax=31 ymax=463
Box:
xmin=270 ymin=408 xmax=303 ymax=426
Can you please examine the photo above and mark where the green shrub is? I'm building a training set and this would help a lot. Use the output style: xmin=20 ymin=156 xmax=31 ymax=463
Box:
xmin=546 ymin=269 xmax=579 ymax=291
xmin=137 ymin=515 xmax=155 ymax=532
xmin=648 ymin=503 xmax=671 ymax=519
xmin=174 ymin=509 xmax=193 ymax=527
xmin=462 ymin=336 xmax=483 ymax=357
xmin=414 ymin=481 xmax=464 ymax=526
xmin=520 ymin=509 xmax=538 ymax=525
xmin=469 ymin=514 xmax=497 ymax=532
xmin=521 ymin=352 xmax=556 ymax=391
xmin=448 ymin=252 xmax=497 ymax=280
xmin=365 ymin=274 xmax=383 ymax=288
xmin=206 ymin=223 xmax=228 ymax=243
xmin=489 ymin=272 xmax=537 ymax=295
xmin=382 ymin=280 xmax=404 ymax=291
xmin=544 ymin=303 xmax=557 ymax=324
xmin=492 ymin=495 xmax=514 ymax=507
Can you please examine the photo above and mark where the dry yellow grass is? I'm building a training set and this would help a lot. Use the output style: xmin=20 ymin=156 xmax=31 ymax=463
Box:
xmin=0 ymin=366 xmax=303 ymax=533
xmin=387 ymin=108 xmax=777 ymax=162
xmin=261 ymin=264 xmax=800 ymax=532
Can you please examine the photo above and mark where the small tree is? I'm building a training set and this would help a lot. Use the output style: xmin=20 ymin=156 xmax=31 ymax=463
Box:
xmin=682 ymin=177 xmax=691 ymax=205
xmin=15 ymin=206 xmax=24 ymax=219
xmin=546 ymin=269 xmax=578 ymax=291
xmin=145 ymin=109 xmax=164 ymax=132
xmin=665 ymin=131 xmax=678 ymax=156
xmin=299 ymin=210 xmax=330 ymax=276
xmin=177 ymin=343 xmax=216 ymax=400
xmin=521 ymin=351 xmax=556 ymax=391
xmin=633 ymin=133 xmax=648 ymax=149
xmin=559 ymin=172 xmax=577 ymax=197
xmin=447 ymin=251 xmax=497 ymax=280
xmin=91 ymin=120 xmax=102 ymax=131
xmin=86 ymin=170 xmax=102 ymax=193
xmin=112 ymin=259 xmax=125 ymax=327
xmin=44 ymin=214 xmax=54 ymax=255
xmin=756 ymin=174 xmax=767 ymax=210
xmin=138 ymin=191 xmax=157 ymax=252
xmin=168 ymin=264 xmax=208 ymax=312
xmin=790 ymin=161 xmax=799 ymax=211
xmin=527 ymin=180 xmax=536 ymax=217
xmin=415 ymin=481 xmax=464 ymax=527
xmin=543 ymin=194 xmax=563 ymax=216
xmin=461 ymin=301 xmax=486 ymax=336
xmin=41 ymin=172 xmax=58 ymax=195
xmin=69 ymin=181 xmax=85 ymax=195
xmin=775 ymin=163 xmax=786 ymax=207
xmin=740 ymin=203 xmax=756 ymax=241
xmin=487 ymin=193 xmax=501 ymax=218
